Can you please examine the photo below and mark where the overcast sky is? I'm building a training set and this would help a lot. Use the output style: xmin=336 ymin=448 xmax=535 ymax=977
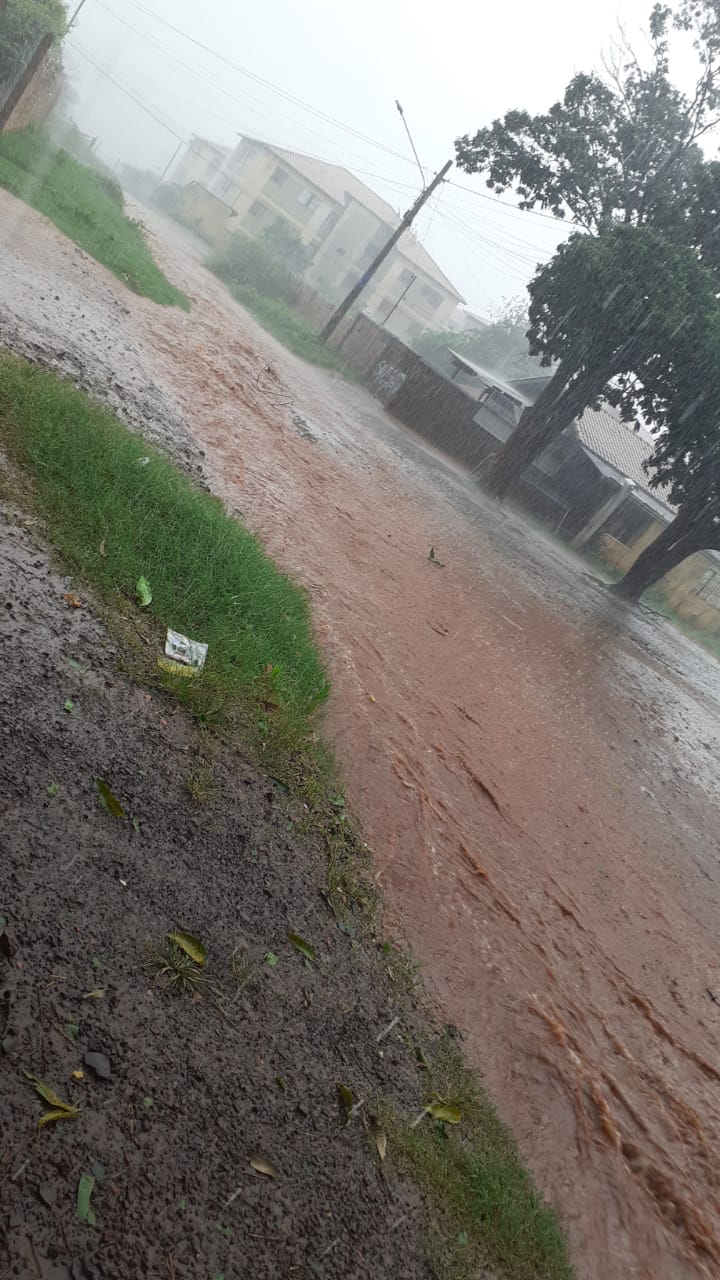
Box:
xmin=64 ymin=0 xmax=674 ymax=314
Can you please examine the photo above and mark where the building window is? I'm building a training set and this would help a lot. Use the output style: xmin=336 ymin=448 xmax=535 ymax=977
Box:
xmin=270 ymin=166 xmax=288 ymax=185
xmin=399 ymin=267 xmax=415 ymax=286
xmin=696 ymin=569 xmax=720 ymax=607
xmin=422 ymin=284 xmax=443 ymax=308
xmin=250 ymin=199 xmax=268 ymax=219
xmin=298 ymin=189 xmax=321 ymax=211
xmin=319 ymin=209 xmax=340 ymax=237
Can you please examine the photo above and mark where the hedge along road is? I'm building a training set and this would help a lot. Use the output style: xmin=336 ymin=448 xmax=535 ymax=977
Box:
xmin=4 ymin=189 xmax=720 ymax=1280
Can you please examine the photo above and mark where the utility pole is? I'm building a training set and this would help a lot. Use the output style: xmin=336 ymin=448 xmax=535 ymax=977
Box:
xmin=319 ymin=159 xmax=452 ymax=344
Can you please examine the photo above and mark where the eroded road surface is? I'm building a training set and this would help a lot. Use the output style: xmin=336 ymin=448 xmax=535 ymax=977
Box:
xmin=4 ymin=190 xmax=720 ymax=1279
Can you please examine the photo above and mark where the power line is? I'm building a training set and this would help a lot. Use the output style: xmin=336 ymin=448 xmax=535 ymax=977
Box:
xmin=84 ymin=0 xmax=572 ymax=231
xmin=112 ymin=0 xmax=416 ymax=168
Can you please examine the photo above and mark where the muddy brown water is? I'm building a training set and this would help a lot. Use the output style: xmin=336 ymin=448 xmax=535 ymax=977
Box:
xmin=4 ymin=193 xmax=720 ymax=1279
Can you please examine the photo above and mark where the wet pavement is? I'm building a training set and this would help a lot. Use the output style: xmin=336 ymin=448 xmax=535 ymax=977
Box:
xmin=3 ymin=189 xmax=720 ymax=1279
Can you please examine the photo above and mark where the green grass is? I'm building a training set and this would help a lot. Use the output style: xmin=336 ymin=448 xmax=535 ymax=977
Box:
xmin=0 ymin=352 xmax=327 ymax=757
xmin=380 ymin=1036 xmax=574 ymax=1280
xmin=0 ymin=127 xmax=188 ymax=308
xmin=217 ymin=280 xmax=349 ymax=372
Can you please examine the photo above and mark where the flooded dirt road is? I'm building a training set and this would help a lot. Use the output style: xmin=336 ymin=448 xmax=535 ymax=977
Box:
xmin=4 ymin=192 xmax=720 ymax=1278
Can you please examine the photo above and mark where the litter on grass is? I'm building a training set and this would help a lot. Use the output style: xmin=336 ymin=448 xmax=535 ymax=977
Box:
xmin=164 ymin=628 xmax=208 ymax=672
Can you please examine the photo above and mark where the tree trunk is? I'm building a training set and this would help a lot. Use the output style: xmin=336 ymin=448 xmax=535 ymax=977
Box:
xmin=609 ymin=510 xmax=718 ymax=603
xmin=484 ymin=366 xmax=597 ymax=499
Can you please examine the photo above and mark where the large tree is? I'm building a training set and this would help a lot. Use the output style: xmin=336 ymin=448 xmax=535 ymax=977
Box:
xmin=610 ymin=307 xmax=720 ymax=601
xmin=478 ymin=224 xmax=718 ymax=498
xmin=456 ymin=2 xmax=720 ymax=234
xmin=455 ymin=0 xmax=720 ymax=498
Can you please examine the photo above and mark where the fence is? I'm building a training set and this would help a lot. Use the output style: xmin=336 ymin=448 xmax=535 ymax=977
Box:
xmin=0 ymin=35 xmax=61 ymax=133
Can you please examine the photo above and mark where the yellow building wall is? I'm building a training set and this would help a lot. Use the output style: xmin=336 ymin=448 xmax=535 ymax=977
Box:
xmin=178 ymin=184 xmax=232 ymax=250
xmin=598 ymin=528 xmax=720 ymax=634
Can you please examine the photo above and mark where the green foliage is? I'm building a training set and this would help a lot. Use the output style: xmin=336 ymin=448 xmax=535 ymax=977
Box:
xmin=486 ymin=225 xmax=720 ymax=498
xmin=208 ymin=232 xmax=298 ymax=305
xmin=413 ymin=299 xmax=541 ymax=380
xmin=527 ymin=225 xmax=718 ymax=427
xmin=0 ymin=0 xmax=67 ymax=85
xmin=455 ymin=1 xmax=720 ymax=236
xmin=212 ymin=277 xmax=349 ymax=372
xmin=0 ymin=128 xmax=188 ymax=307
xmin=261 ymin=216 xmax=310 ymax=275
xmin=0 ymin=352 xmax=329 ymax=747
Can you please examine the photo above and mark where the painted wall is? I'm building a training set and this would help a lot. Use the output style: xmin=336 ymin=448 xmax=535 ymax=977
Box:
xmin=597 ymin=526 xmax=720 ymax=633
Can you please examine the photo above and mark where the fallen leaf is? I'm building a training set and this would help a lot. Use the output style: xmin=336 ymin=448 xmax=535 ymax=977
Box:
xmin=427 ymin=1101 xmax=462 ymax=1125
xmin=95 ymin=779 xmax=124 ymax=818
xmin=77 ymin=1172 xmax=96 ymax=1225
xmin=167 ymin=931 xmax=206 ymax=966
xmin=24 ymin=1072 xmax=76 ymax=1112
xmin=265 ymin=951 xmax=279 ymax=967
xmin=47 ymin=782 xmax=59 ymax=797
xmin=66 ymin=658 xmax=86 ymax=673
xmin=132 ymin=818 xmax=140 ymax=832
xmin=63 ymin=592 xmax=82 ymax=609
xmin=249 ymin=1153 xmax=279 ymax=1178
xmin=39 ymin=1107 xmax=78 ymax=1129
xmin=337 ymin=1083 xmax=353 ymax=1113
xmin=82 ymin=989 xmax=105 ymax=1000
xmin=135 ymin=576 xmax=152 ymax=608
xmin=99 ymin=539 xmax=107 ymax=558
xmin=72 ymin=1070 xmax=85 ymax=1080
xmin=287 ymin=932 xmax=315 ymax=963
xmin=64 ymin=699 xmax=74 ymax=713
xmin=143 ymin=1095 xmax=154 ymax=1109
xmin=375 ymin=1131 xmax=387 ymax=1161
xmin=24 ymin=1072 xmax=80 ymax=1127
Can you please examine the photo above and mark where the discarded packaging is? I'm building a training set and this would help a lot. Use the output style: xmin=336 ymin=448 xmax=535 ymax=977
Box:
xmin=164 ymin=628 xmax=208 ymax=672
xmin=157 ymin=656 xmax=195 ymax=679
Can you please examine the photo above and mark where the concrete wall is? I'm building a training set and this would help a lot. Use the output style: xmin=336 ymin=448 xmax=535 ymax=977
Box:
xmin=178 ymin=183 xmax=234 ymax=249
xmin=597 ymin=522 xmax=720 ymax=633
xmin=0 ymin=45 xmax=60 ymax=132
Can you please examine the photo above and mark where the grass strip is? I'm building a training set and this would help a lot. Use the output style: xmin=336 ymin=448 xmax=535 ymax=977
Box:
xmin=0 ymin=351 xmax=326 ymax=754
xmin=211 ymin=276 xmax=348 ymax=372
xmin=0 ymin=351 xmax=574 ymax=1280
xmin=0 ymin=127 xmax=188 ymax=308
xmin=380 ymin=1035 xmax=575 ymax=1280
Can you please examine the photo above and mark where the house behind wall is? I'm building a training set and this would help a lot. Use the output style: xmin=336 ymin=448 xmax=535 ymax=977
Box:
xmin=171 ymin=134 xmax=464 ymax=342
xmin=324 ymin=315 xmax=720 ymax=635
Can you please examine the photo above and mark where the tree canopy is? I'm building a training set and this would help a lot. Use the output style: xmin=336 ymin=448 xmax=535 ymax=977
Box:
xmin=412 ymin=300 xmax=542 ymax=380
xmin=455 ymin=2 xmax=720 ymax=237
xmin=483 ymin=223 xmax=719 ymax=497
xmin=0 ymin=0 xmax=66 ymax=87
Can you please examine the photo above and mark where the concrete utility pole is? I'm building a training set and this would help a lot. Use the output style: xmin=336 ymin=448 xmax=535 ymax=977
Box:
xmin=319 ymin=159 xmax=452 ymax=344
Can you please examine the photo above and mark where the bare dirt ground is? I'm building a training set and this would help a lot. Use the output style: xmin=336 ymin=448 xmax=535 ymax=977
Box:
xmin=4 ymin=189 xmax=720 ymax=1279
xmin=0 ymin=496 xmax=432 ymax=1280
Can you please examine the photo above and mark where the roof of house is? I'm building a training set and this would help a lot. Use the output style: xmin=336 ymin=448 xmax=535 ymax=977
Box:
xmin=447 ymin=351 xmax=536 ymax=402
xmin=572 ymin=407 xmax=674 ymax=509
xmin=243 ymin=138 xmax=464 ymax=301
